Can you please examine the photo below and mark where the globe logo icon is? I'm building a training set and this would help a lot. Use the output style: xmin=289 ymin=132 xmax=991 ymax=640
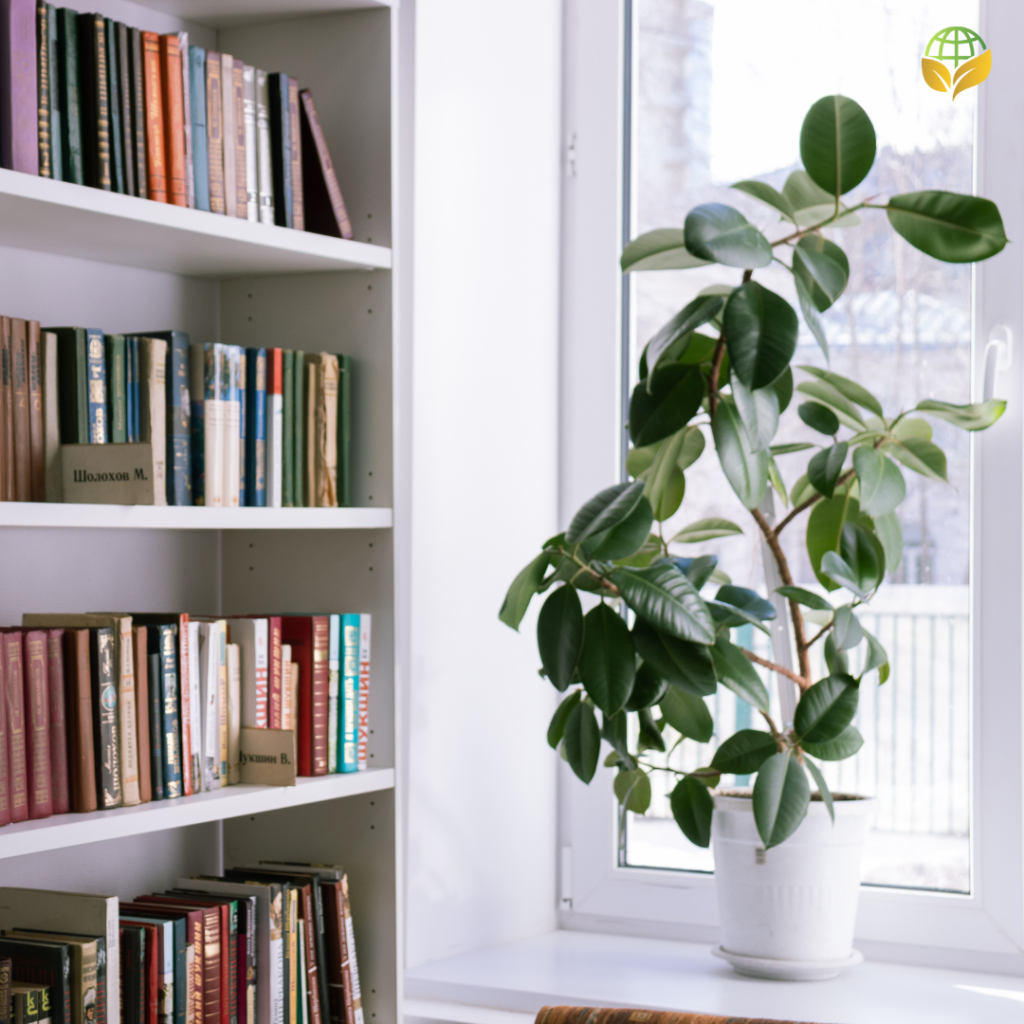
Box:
xmin=922 ymin=27 xmax=991 ymax=100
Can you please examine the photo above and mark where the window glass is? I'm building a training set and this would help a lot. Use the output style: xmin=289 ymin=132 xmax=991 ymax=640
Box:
xmin=626 ymin=0 xmax=978 ymax=891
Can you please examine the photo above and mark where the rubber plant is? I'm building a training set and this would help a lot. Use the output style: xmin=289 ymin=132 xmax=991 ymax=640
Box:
xmin=499 ymin=95 xmax=1009 ymax=851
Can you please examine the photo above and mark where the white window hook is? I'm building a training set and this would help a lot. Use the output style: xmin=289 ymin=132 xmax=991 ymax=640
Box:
xmin=982 ymin=324 xmax=1013 ymax=402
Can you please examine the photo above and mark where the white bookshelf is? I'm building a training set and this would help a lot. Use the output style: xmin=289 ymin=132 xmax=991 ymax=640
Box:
xmin=0 ymin=3 xmax=401 ymax=1024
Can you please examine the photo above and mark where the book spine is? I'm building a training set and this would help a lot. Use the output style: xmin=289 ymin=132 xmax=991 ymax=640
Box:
xmin=148 ymin=650 xmax=164 ymax=799
xmin=141 ymin=31 xmax=166 ymax=201
xmin=311 ymin=617 xmax=330 ymax=776
xmin=189 ymin=46 xmax=208 ymax=211
xmin=2 ymin=633 xmax=27 ymax=822
xmin=299 ymin=90 xmax=353 ymax=240
xmin=186 ymin=617 xmax=201 ymax=796
xmin=0 ymin=0 xmax=39 ymax=174
xmin=105 ymin=18 xmax=124 ymax=193
xmin=133 ymin=625 xmax=151 ymax=803
xmin=189 ymin=341 xmax=205 ymax=504
xmin=0 ymin=634 xmax=10 ymax=826
xmin=305 ymin=360 xmax=315 ymax=508
xmin=105 ymin=334 xmax=127 ymax=443
xmin=160 ymin=33 xmax=186 ymax=206
xmin=218 ymin=625 xmax=228 ymax=785
xmin=226 ymin=346 xmax=241 ymax=508
xmin=131 ymin=336 xmax=140 ymax=438
xmin=42 ymin=330 xmax=61 ymax=501
xmin=244 ymin=349 xmax=266 ymax=507
xmin=167 ymin=333 xmax=192 ymax=505
xmin=27 ymin=321 xmax=44 ymax=500
xmin=281 ymin=350 xmax=293 ymax=507
xmin=130 ymin=27 xmax=145 ymax=197
xmin=47 ymin=3 xmax=61 ymax=180
xmin=93 ymin=626 xmax=122 ymax=809
xmin=141 ymin=336 xmax=168 ymax=505
xmin=320 ymin=884 xmax=346 ymax=1024
xmin=227 ymin=642 xmax=240 ymax=783
xmin=268 ymin=617 xmax=282 ymax=730
xmin=292 ymin=352 xmax=304 ymax=507
xmin=232 ymin=61 xmax=246 ymax=218
xmin=238 ymin=352 xmax=247 ymax=506
xmin=357 ymin=616 xmax=370 ymax=771
xmin=178 ymin=31 xmax=193 ymax=208
xmin=287 ymin=78 xmax=303 ymax=230
xmin=36 ymin=0 xmax=51 ymax=177
xmin=220 ymin=52 xmax=236 ymax=217
xmin=159 ymin=624 xmax=183 ymax=798
xmin=116 ymin=617 xmax=141 ymax=807
xmin=11 ymin=318 xmax=29 ymax=499
xmin=267 ymin=348 xmax=283 ymax=508
xmin=340 ymin=616 xmax=359 ymax=773
xmin=338 ymin=356 xmax=351 ymax=506
xmin=66 ymin=628 xmax=97 ymax=812
xmin=201 ymin=909 xmax=219 ymax=1024
xmin=255 ymin=69 xmax=274 ymax=224
xmin=57 ymin=9 xmax=82 ymax=184
xmin=23 ymin=630 xmax=51 ymax=819
xmin=287 ymin=890 xmax=297 ymax=1024
xmin=327 ymin=616 xmax=339 ymax=773
xmin=242 ymin=65 xmax=257 ymax=222
xmin=0 ymin=317 xmax=12 ymax=500
xmin=116 ymin=22 xmax=133 ymax=196
xmin=85 ymin=327 xmax=107 ymax=443
xmin=177 ymin=611 xmax=192 ymax=796
xmin=205 ymin=51 xmax=224 ymax=214
xmin=78 ymin=12 xmax=110 ymax=189
xmin=339 ymin=879 xmax=362 ymax=1024
xmin=319 ymin=355 xmax=339 ymax=507
xmin=268 ymin=74 xmax=292 ymax=228
xmin=300 ymin=889 xmax=321 ymax=1024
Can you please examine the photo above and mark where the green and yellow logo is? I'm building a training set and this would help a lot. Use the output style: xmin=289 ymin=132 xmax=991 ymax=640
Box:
xmin=922 ymin=27 xmax=991 ymax=100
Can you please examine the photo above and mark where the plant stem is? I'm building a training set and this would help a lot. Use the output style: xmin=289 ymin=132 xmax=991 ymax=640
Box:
xmin=743 ymin=648 xmax=808 ymax=690
xmin=774 ymin=469 xmax=856 ymax=537
xmin=770 ymin=200 xmax=870 ymax=248
xmin=708 ymin=336 xmax=727 ymax=422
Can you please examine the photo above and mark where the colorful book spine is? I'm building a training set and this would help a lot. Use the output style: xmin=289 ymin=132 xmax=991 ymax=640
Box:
xmin=129 ymin=27 xmax=145 ymax=197
xmin=36 ymin=0 xmax=51 ymax=177
xmin=224 ymin=345 xmax=241 ymax=508
xmin=46 ymin=628 xmax=70 ymax=811
xmin=116 ymin=21 xmax=133 ymax=196
xmin=47 ymin=3 xmax=62 ymax=180
xmin=130 ymin=336 xmax=140 ymax=439
xmin=242 ymin=65 xmax=257 ymax=222
xmin=178 ymin=31 xmax=193 ymax=208
xmin=357 ymin=614 xmax=370 ymax=771
xmin=141 ymin=31 xmax=166 ymax=201
xmin=92 ymin=625 xmax=122 ymax=809
xmin=23 ymin=630 xmax=51 ymax=820
xmin=238 ymin=349 xmax=247 ymax=507
xmin=267 ymin=349 xmax=283 ymax=507
xmin=267 ymin=616 xmax=282 ymax=730
xmin=56 ymin=7 xmax=82 ymax=184
xmin=160 ymin=33 xmax=186 ymax=206
xmin=221 ymin=52 xmax=236 ymax=217
xmin=162 ymin=331 xmax=192 ymax=505
xmin=340 ymin=615 xmax=359 ymax=773
xmin=245 ymin=348 xmax=266 ymax=506
xmin=78 ymin=12 xmax=111 ymax=189
xmin=85 ymin=327 xmax=106 ymax=443
xmin=185 ymin=616 xmax=199 ymax=796
xmin=139 ymin=336 xmax=168 ymax=503
xmin=205 ymin=51 xmax=224 ymax=214
xmin=105 ymin=18 xmax=124 ymax=193
xmin=115 ymin=617 xmax=141 ymax=808
xmin=268 ymin=73 xmax=292 ymax=228
xmin=158 ymin=624 xmax=182 ymax=798
xmin=190 ymin=45 xmax=208 ymax=211
xmin=287 ymin=77 xmax=303 ymax=231
xmin=292 ymin=351 xmax=304 ymax=507
xmin=2 ymin=632 xmax=28 ymax=821
xmin=281 ymin=349 xmax=294 ymax=506
xmin=105 ymin=334 xmax=127 ymax=442
xmin=232 ymin=60 xmax=247 ymax=218
xmin=0 ymin=0 xmax=39 ymax=174
xmin=27 ymin=320 xmax=44 ymax=501
xmin=327 ymin=615 xmax=339 ymax=773
xmin=338 ymin=355 xmax=351 ymax=506
xmin=10 ymin=319 xmax=29 ymax=500
xmin=133 ymin=625 xmax=151 ymax=804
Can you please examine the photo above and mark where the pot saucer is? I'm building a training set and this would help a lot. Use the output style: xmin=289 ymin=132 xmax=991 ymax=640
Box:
xmin=711 ymin=945 xmax=864 ymax=981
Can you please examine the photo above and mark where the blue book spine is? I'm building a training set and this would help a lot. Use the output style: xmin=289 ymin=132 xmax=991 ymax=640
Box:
xmin=190 ymin=47 xmax=210 ymax=212
xmin=85 ymin=327 xmax=107 ymax=442
xmin=340 ymin=613 xmax=360 ymax=772
xmin=125 ymin=336 xmax=135 ymax=441
xmin=131 ymin=337 xmax=140 ymax=440
xmin=238 ymin=349 xmax=247 ymax=506
xmin=159 ymin=624 xmax=184 ymax=798
xmin=162 ymin=332 xmax=193 ymax=505
xmin=328 ymin=614 xmax=340 ymax=773
xmin=246 ymin=348 xmax=267 ymax=506
xmin=148 ymin=651 xmax=165 ymax=800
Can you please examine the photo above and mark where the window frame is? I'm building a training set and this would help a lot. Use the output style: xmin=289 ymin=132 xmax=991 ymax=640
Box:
xmin=557 ymin=0 xmax=1024 ymax=972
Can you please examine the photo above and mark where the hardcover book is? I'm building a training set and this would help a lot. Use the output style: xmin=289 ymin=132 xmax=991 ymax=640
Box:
xmin=133 ymin=625 xmax=152 ymax=803
xmin=340 ymin=615 xmax=358 ymax=773
xmin=63 ymin=628 xmax=97 ymax=812
xmin=232 ymin=59 xmax=248 ymax=218
xmin=298 ymin=90 xmax=353 ymax=240
xmin=178 ymin=31 xmax=193 ymax=208
xmin=76 ymin=12 xmax=111 ymax=189
xmin=242 ymin=66 xmax=257 ymax=222
xmin=138 ymin=335 xmax=168 ymax=505
xmin=129 ymin=27 xmax=145 ymax=197
xmin=148 ymin=652 xmax=163 ymax=800
xmin=0 ymin=0 xmax=39 ymax=174
xmin=220 ymin=53 xmax=236 ymax=217
xmin=42 ymin=331 xmax=61 ymax=501
xmin=291 ymin=350 xmax=303 ymax=507
xmin=27 ymin=320 xmax=44 ymax=500
xmin=2 ymin=631 xmax=28 ymax=822
xmin=357 ymin=616 xmax=370 ymax=772
xmin=144 ymin=331 xmax=190 ymax=504
xmin=155 ymin=623 xmax=183 ymax=798
xmin=244 ymin=349 xmax=266 ymax=506
xmin=0 ymin=633 xmax=8 ymax=827
xmin=141 ymin=31 xmax=166 ymax=202
xmin=0 ymin=938 xmax=70 ymax=1024
xmin=1 ymin=317 xmax=13 ymax=500
xmin=255 ymin=69 xmax=274 ymax=225
xmin=85 ymin=327 xmax=106 ymax=443
xmin=36 ymin=0 xmax=52 ymax=177
xmin=56 ymin=8 xmax=82 ymax=184
xmin=91 ymin=626 xmax=121 ymax=808
xmin=188 ymin=46 xmax=208 ymax=212
xmin=115 ymin=22 xmax=133 ymax=196
xmin=281 ymin=616 xmax=329 ymax=776
xmin=327 ymin=617 xmax=339 ymax=773
xmin=45 ymin=629 xmax=69 ymax=813
xmin=266 ymin=348 xmax=283 ymax=508
xmin=159 ymin=34 xmax=186 ymax=206
xmin=11 ymin=318 xmax=30 ymax=499
xmin=281 ymin=349 xmax=293 ymax=507
xmin=48 ymin=327 xmax=88 ymax=444
xmin=104 ymin=334 xmax=127 ymax=443
xmin=22 ymin=629 xmax=51 ymax=820
xmin=268 ymin=73 xmax=292 ymax=228
xmin=104 ymin=18 xmax=124 ymax=193
xmin=287 ymin=78 xmax=303 ymax=231
xmin=337 ymin=355 xmax=351 ymax=507
xmin=205 ymin=51 xmax=225 ymax=214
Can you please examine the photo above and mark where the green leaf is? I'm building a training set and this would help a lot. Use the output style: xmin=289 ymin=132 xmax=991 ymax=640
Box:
xmin=637 ymin=706 xmax=667 ymax=751
xmin=885 ymin=437 xmax=948 ymax=482
xmin=711 ymin=636 xmax=771 ymax=712
xmin=808 ymin=441 xmax=848 ymax=499
xmin=712 ymin=395 xmax=769 ymax=510
xmin=547 ymin=690 xmax=582 ymax=749
xmin=499 ymin=551 xmax=552 ymax=630
xmin=853 ymin=447 xmax=905 ymax=518
xmin=795 ymin=673 xmax=859 ymax=743
xmin=630 ymin=365 xmax=705 ymax=447
xmin=589 ymin=496 xmax=655 ymax=560
xmin=821 ymin=522 xmax=884 ymax=597
xmin=795 ymin=275 xmax=829 ymax=360
xmin=566 ymin=480 xmax=646 ymax=545
xmin=732 ymin=376 xmax=780 ymax=452
xmin=799 ymin=94 xmax=876 ymax=197
xmin=770 ymin=365 xmax=794 ymax=413
xmin=753 ymin=751 xmax=811 ymax=849
xmin=602 ymin=709 xmax=631 ymax=764
xmin=807 ymin=493 xmax=854 ymax=590
xmin=683 ymin=203 xmax=773 ymax=268
xmin=873 ymin=511 xmax=903 ymax=574
xmin=798 ymin=366 xmax=884 ymax=418
xmin=578 ymin=604 xmax=636 ymax=716
xmin=886 ymin=190 xmax=1008 ymax=263
xmin=832 ymin=605 xmax=863 ymax=650
xmin=677 ymin=332 xmax=719 ymax=365
xmin=645 ymin=431 xmax=691 ymax=522
xmin=803 ymin=757 xmax=835 ymax=823
xmin=775 ymin=586 xmax=833 ymax=611
xmin=644 ymin=296 xmax=725 ymax=377
xmin=621 ymin=228 xmax=713 ymax=272
xmin=614 ymin=768 xmax=652 ymax=813
xmin=626 ymin=442 xmax=658 ymax=478
xmin=611 ymin=562 xmax=716 ymax=644
xmin=796 ymin=379 xmax=865 ymax=429
xmin=675 ymin=554 xmax=719 ymax=591
xmin=537 ymin=585 xmax=584 ymax=692
xmin=543 ymin=531 xmax=566 ymax=550
xmin=724 ymin=281 xmax=800 ymax=390
xmin=861 ymin=628 xmax=890 ymax=683
xmin=916 ymin=398 xmax=1006 ymax=431
xmin=707 ymin=600 xmax=770 ymax=636
xmin=731 ymin=179 xmax=796 ymax=222
xmin=767 ymin=454 xmax=787 ymax=506
xmin=799 ymin=402 xmax=840 ymax=436
xmin=562 ymin=701 xmax=601 ymax=783
xmin=824 ymin=632 xmax=849 ymax=676
xmin=893 ymin=417 xmax=932 ymax=442
xmin=716 ymin=585 xmax=776 ymax=622
xmin=711 ymin=729 xmax=777 ymax=775
xmin=782 ymin=169 xmax=834 ymax=215
xmin=803 ymin=725 xmax=864 ymax=761
xmin=670 ymin=517 xmax=744 ymax=544
xmin=793 ymin=236 xmax=849 ymax=312
xmin=670 ymin=776 xmax=714 ymax=848
xmin=660 ymin=685 xmax=713 ymax=742
xmin=613 ymin=534 xmax=662 ymax=569
xmin=789 ymin=473 xmax=815 ymax=507
xmin=627 ymin=661 xmax=669 ymax=711
xmin=633 ymin=618 xmax=717 ymax=697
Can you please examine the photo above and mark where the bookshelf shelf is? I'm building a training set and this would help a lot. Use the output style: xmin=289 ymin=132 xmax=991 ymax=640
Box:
xmin=0 ymin=768 xmax=395 ymax=860
xmin=0 ymin=169 xmax=392 ymax=278
xmin=136 ymin=0 xmax=393 ymax=28
xmin=0 ymin=502 xmax=394 ymax=530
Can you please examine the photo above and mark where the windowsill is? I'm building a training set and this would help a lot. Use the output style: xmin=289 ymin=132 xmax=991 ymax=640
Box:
xmin=404 ymin=929 xmax=1024 ymax=1024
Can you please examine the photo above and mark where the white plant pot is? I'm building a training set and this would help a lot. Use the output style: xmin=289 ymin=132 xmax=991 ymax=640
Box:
xmin=710 ymin=792 xmax=875 ymax=981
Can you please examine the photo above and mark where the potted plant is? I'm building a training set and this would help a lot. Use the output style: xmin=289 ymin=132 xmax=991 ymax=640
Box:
xmin=499 ymin=95 xmax=1008 ymax=980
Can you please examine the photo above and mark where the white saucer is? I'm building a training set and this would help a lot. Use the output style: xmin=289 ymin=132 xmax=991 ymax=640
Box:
xmin=711 ymin=945 xmax=864 ymax=981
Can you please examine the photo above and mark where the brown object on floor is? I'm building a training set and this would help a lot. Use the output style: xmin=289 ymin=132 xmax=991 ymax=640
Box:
xmin=536 ymin=1006 xmax=826 ymax=1024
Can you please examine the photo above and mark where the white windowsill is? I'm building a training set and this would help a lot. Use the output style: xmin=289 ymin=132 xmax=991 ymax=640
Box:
xmin=403 ymin=930 xmax=1024 ymax=1024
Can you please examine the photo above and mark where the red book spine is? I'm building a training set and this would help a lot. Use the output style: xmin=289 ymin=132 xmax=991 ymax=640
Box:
xmin=24 ymin=629 xmax=51 ymax=819
xmin=46 ymin=629 xmax=70 ymax=814
xmin=0 ymin=0 xmax=39 ymax=174
xmin=311 ymin=616 xmax=329 ymax=775
xmin=280 ymin=617 xmax=314 ymax=775
xmin=65 ymin=628 xmax=97 ymax=813
xmin=0 ymin=633 xmax=9 ymax=826
xmin=3 ymin=631 xmax=28 ymax=822
xmin=142 ymin=32 xmax=167 ymax=202
xmin=268 ymin=616 xmax=282 ymax=730
xmin=159 ymin=34 xmax=187 ymax=207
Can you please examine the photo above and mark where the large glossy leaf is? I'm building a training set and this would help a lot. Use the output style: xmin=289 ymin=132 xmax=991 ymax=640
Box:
xmin=807 ymin=493 xmax=855 ymax=590
xmin=629 ymin=365 xmax=705 ymax=447
xmin=637 ymin=706 xmax=667 ymax=751
xmin=713 ymin=395 xmax=769 ymax=510
xmin=821 ymin=522 xmax=885 ymax=598
xmin=793 ymin=236 xmax=849 ymax=312
xmin=711 ymin=637 xmax=771 ymax=712
xmin=824 ymin=633 xmax=849 ymax=676
xmin=716 ymin=585 xmax=776 ymax=622
xmin=644 ymin=430 xmax=692 ymax=523
xmin=660 ymin=685 xmax=714 ymax=742
xmin=723 ymin=281 xmax=800 ymax=390
xmin=547 ymin=690 xmax=582 ymax=749
xmin=562 ymin=701 xmax=601 ymax=783
xmin=537 ymin=585 xmax=584 ymax=692
xmin=853 ymin=447 xmax=905 ymax=517
xmin=808 ymin=441 xmax=848 ymax=499
xmin=799 ymin=366 xmax=884 ymax=418
xmin=589 ymin=496 xmax=655 ymax=560
xmin=753 ymin=751 xmax=811 ymax=849
xmin=499 ymin=551 xmax=552 ymax=630
xmin=683 ymin=203 xmax=773 ymax=268
xmin=732 ymin=179 xmax=796 ymax=222
xmin=887 ymin=191 xmax=1008 ymax=263
xmin=621 ymin=228 xmax=713 ymax=272
xmin=612 ymin=562 xmax=716 ymax=644
xmin=916 ymin=398 xmax=1006 ymax=431
xmin=673 ymin=554 xmax=719 ymax=591
xmin=578 ymin=604 xmax=636 ymax=715
xmin=873 ymin=511 xmax=903 ymax=573
xmin=644 ymin=295 xmax=725 ymax=377
xmin=775 ymin=586 xmax=833 ymax=612
xmin=626 ymin=661 xmax=669 ymax=711
xmin=633 ymin=618 xmax=717 ymax=697
xmin=885 ymin=437 xmax=948 ymax=482
xmin=614 ymin=768 xmax=652 ymax=813
xmin=796 ymin=380 xmax=865 ymax=429
xmin=861 ymin=628 xmax=890 ymax=684
xmin=803 ymin=757 xmax=835 ymax=823
xmin=602 ymin=710 xmax=631 ymax=763
xmin=670 ymin=776 xmax=714 ymax=848
xmin=771 ymin=365 xmax=795 ymax=413
xmin=799 ymin=402 xmax=839 ymax=436
xmin=711 ymin=729 xmax=778 ymax=775
xmin=799 ymin=94 xmax=877 ymax=197
xmin=893 ymin=417 xmax=932 ymax=442
xmin=802 ymin=725 xmax=864 ymax=761
xmin=732 ymin=377 xmax=780 ymax=452
xmin=782 ymin=169 xmax=834 ymax=216
xmin=670 ymin=517 xmax=743 ymax=544
xmin=566 ymin=480 xmax=646 ymax=545
xmin=794 ymin=673 xmax=859 ymax=743
xmin=707 ymin=600 xmax=770 ymax=636
xmin=831 ymin=605 xmax=863 ymax=650
xmin=793 ymin=276 xmax=829 ymax=360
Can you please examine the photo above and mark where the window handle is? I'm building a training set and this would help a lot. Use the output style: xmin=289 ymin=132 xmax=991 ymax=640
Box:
xmin=982 ymin=324 xmax=1013 ymax=402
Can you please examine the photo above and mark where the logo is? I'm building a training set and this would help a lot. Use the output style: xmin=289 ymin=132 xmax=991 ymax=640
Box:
xmin=922 ymin=27 xmax=991 ymax=100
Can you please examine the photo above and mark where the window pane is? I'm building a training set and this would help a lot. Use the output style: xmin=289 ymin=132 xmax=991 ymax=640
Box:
xmin=625 ymin=0 xmax=977 ymax=891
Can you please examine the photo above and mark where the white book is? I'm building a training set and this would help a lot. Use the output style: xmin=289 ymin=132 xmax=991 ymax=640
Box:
xmin=179 ymin=32 xmax=195 ymax=208
xmin=358 ymin=614 xmax=371 ymax=771
xmin=227 ymin=641 xmax=241 ymax=783
xmin=281 ymin=644 xmax=293 ymax=731
xmin=243 ymin=65 xmax=258 ymax=222
xmin=222 ymin=53 xmax=237 ymax=217
xmin=199 ymin=621 xmax=222 ymax=790
xmin=140 ymin=336 xmax=168 ymax=505
xmin=232 ymin=617 xmax=268 ymax=728
xmin=188 ymin=620 xmax=203 ymax=788
xmin=256 ymin=69 xmax=275 ymax=225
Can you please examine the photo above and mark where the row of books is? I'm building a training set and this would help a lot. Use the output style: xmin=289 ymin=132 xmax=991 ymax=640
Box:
xmin=0 ymin=613 xmax=371 ymax=825
xmin=1 ymin=2 xmax=354 ymax=238
xmin=0 ymin=320 xmax=353 ymax=507
xmin=0 ymin=869 xmax=364 ymax=1024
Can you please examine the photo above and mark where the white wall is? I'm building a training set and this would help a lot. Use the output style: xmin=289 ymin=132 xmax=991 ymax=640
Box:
xmin=403 ymin=0 xmax=564 ymax=968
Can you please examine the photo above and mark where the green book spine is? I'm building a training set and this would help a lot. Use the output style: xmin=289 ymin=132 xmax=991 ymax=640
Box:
xmin=49 ymin=327 xmax=89 ymax=444
xmin=338 ymin=354 xmax=351 ymax=507
xmin=104 ymin=18 xmax=124 ymax=194
xmin=57 ymin=7 xmax=83 ymax=184
xmin=293 ymin=351 xmax=304 ymax=507
xmin=37 ymin=1 xmax=52 ymax=177
xmin=105 ymin=334 xmax=127 ymax=442
xmin=282 ymin=349 xmax=294 ymax=507
xmin=47 ymin=4 xmax=63 ymax=180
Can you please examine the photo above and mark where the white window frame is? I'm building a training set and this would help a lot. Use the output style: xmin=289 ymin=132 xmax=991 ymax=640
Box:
xmin=557 ymin=0 xmax=1024 ymax=973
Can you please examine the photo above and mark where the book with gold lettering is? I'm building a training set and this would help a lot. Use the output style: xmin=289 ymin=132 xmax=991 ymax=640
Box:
xmin=2 ymin=631 xmax=29 ymax=823
xmin=159 ymin=34 xmax=186 ymax=206
xmin=77 ymin=12 xmax=111 ymax=189
xmin=23 ymin=629 xmax=52 ymax=820
xmin=205 ymin=52 xmax=224 ymax=214
xmin=141 ymin=31 xmax=166 ymax=202
xmin=10 ymin=318 xmax=30 ymax=500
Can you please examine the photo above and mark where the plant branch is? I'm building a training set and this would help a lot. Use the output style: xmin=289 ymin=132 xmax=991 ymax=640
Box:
xmin=708 ymin=336 xmax=727 ymax=422
xmin=770 ymin=200 xmax=871 ymax=248
xmin=743 ymin=648 xmax=808 ymax=690
xmin=774 ymin=469 xmax=856 ymax=537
